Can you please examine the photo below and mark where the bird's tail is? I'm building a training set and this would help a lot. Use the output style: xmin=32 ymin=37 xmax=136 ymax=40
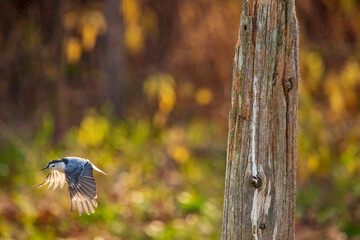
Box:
xmin=91 ymin=163 xmax=107 ymax=175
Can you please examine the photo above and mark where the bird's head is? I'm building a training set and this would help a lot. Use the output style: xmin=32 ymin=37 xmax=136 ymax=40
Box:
xmin=42 ymin=159 xmax=66 ymax=171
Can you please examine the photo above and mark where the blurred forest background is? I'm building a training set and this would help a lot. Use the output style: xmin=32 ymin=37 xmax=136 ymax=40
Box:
xmin=0 ymin=0 xmax=360 ymax=239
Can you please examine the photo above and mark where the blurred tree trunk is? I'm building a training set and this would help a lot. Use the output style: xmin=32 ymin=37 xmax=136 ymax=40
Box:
xmin=221 ymin=0 xmax=299 ymax=239
xmin=104 ymin=0 xmax=126 ymax=118
xmin=53 ymin=0 xmax=67 ymax=143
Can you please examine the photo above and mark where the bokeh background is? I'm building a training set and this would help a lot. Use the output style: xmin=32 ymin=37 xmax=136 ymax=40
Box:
xmin=0 ymin=0 xmax=359 ymax=239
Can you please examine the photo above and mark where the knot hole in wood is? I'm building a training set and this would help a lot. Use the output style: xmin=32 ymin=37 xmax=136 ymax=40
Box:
xmin=250 ymin=175 xmax=262 ymax=188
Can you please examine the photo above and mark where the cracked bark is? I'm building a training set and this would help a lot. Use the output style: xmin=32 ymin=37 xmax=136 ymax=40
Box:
xmin=221 ymin=0 xmax=299 ymax=239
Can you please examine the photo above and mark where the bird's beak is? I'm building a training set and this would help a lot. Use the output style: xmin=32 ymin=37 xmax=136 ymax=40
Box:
xmin=41 ymin=167 xmax=48 ymax=170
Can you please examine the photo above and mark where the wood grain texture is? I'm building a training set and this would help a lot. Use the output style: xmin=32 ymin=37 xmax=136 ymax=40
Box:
xmin=221 ymin=0 xmax=299 ymax=239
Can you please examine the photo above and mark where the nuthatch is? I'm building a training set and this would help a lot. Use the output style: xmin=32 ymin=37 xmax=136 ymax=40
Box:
xmin=36 ymin=157 xmax=106 ymax=216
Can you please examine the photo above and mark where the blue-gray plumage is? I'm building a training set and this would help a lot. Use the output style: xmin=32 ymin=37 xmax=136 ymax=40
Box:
xmin=36 ymin=157 xmax=106 ymax=216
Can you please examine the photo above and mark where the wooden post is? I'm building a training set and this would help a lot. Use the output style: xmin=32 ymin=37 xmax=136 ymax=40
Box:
xmin=221 ymin=0 xmax=299 ymax=239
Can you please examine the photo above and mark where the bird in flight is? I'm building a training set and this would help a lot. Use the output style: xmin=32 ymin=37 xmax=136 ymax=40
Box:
xmin=36 ymin=157 xmax=106 ymax=216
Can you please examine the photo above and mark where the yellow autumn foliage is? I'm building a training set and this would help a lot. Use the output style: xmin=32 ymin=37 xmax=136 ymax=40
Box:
xmin=77 ymin=113 xmax=109 ymax=147
xmin=195 ymin=88 xmax=213 ymax=106
xmin=66 ymin=38 xmax=82 ymax=63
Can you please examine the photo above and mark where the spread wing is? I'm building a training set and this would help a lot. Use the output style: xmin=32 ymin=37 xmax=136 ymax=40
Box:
xmin=35 ymin=170 xmax=66 ymax=191
xmin=65 ymin=161 xmax=98 ymax=216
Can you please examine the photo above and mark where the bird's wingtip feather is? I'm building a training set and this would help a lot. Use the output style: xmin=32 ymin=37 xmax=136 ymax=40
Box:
xmin=32 ymin=183 xmax=43 ymax=188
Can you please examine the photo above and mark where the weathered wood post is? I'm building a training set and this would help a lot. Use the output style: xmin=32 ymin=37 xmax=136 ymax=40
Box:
xmin=221 ymin=0 xmax=299 ymax=239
